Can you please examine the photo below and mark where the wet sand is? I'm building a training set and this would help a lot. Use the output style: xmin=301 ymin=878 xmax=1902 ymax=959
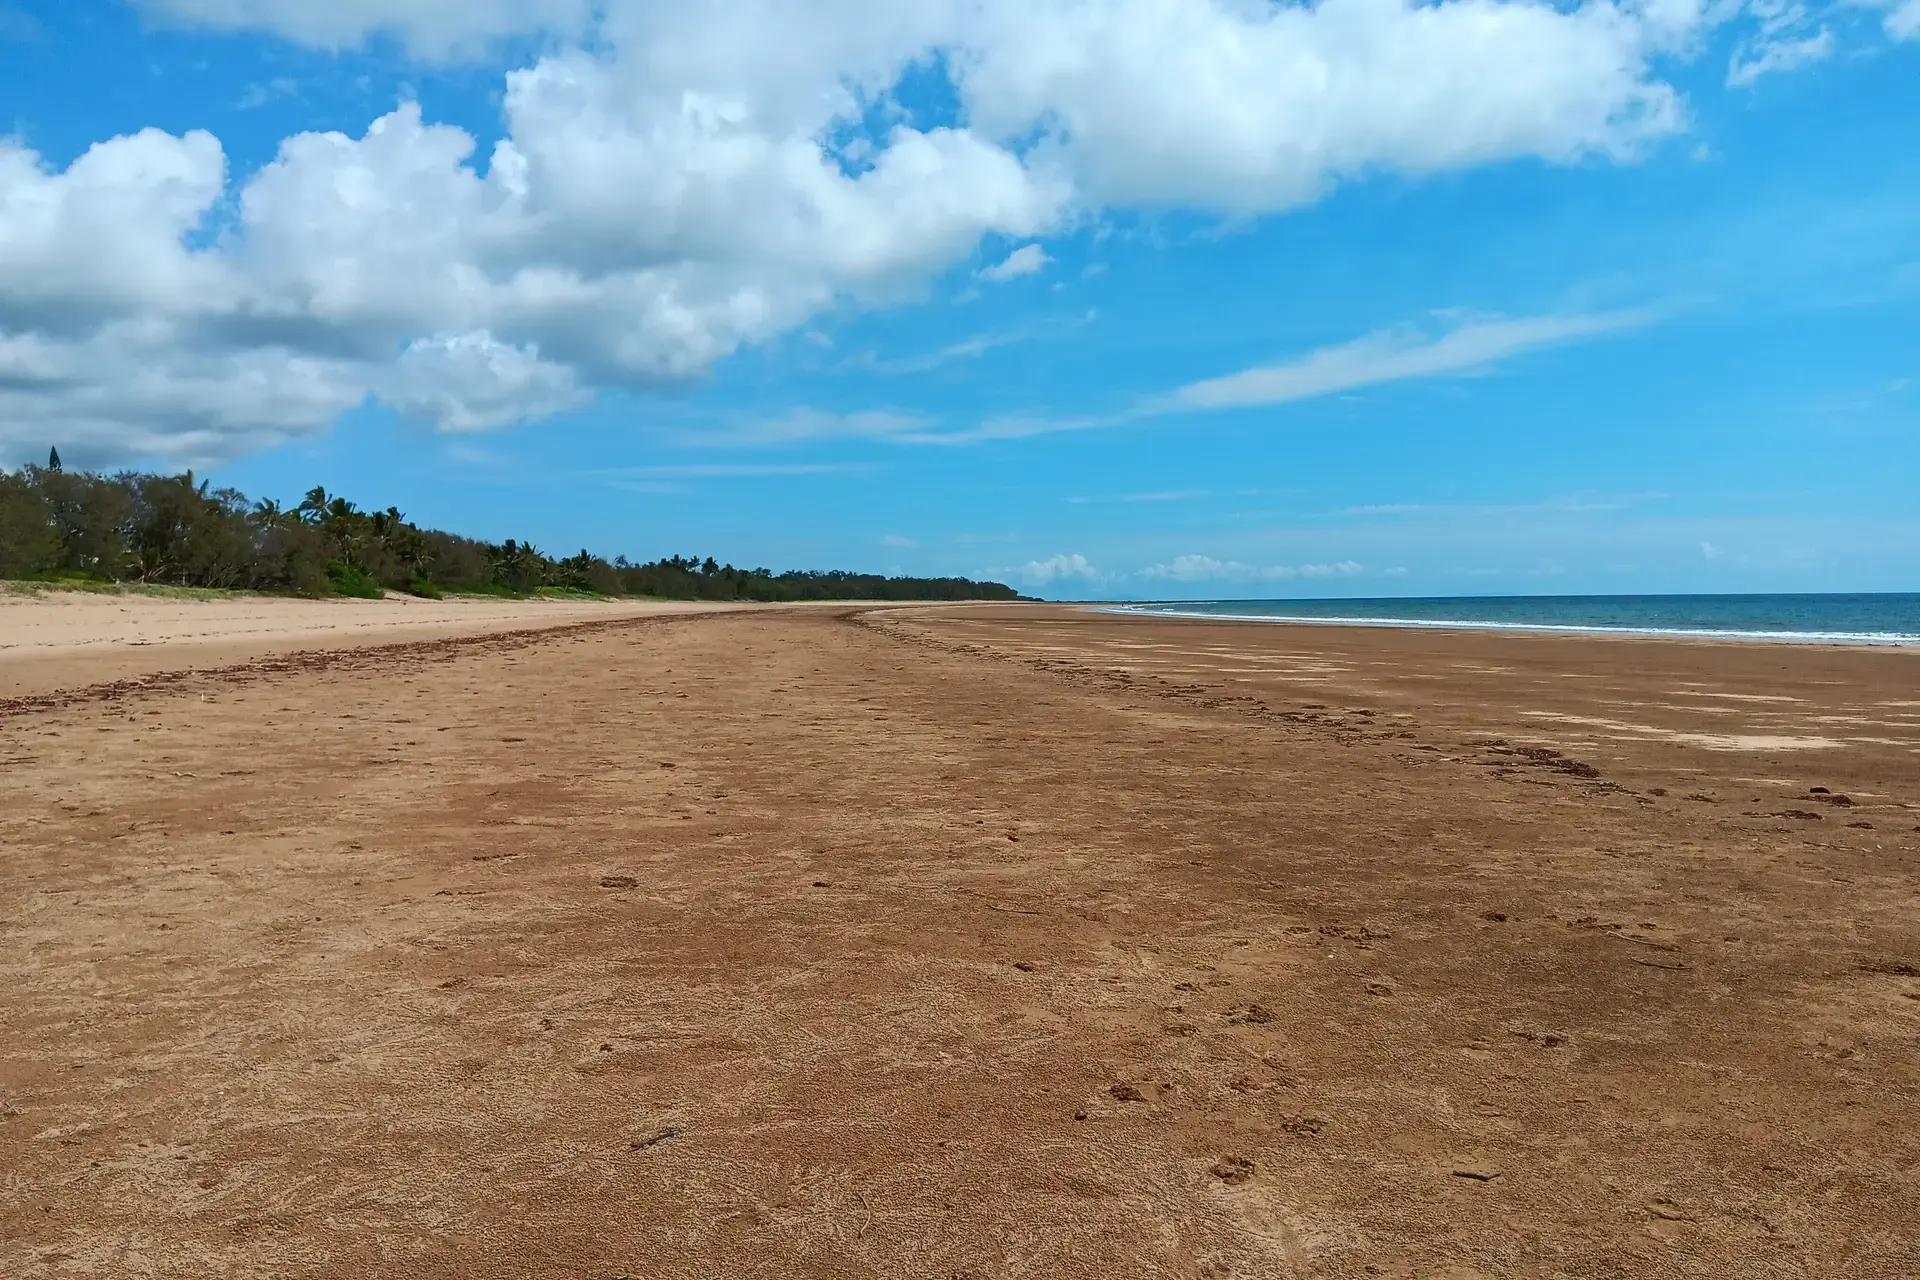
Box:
xmin=2 ymin=603 xmax=1917 ymax=1277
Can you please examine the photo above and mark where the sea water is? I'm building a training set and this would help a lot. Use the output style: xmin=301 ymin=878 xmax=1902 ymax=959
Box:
xmin=1106 ymin=593 xmax=1920 ymax=646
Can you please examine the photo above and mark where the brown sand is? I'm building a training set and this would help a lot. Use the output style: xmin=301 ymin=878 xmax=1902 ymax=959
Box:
xmin=2 ymin=603 xmax=1917 ymax=1278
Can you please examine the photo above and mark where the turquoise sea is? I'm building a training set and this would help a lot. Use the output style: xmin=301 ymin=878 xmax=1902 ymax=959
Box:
xmin=1107 ymin=593 xmax=1920 ymax=645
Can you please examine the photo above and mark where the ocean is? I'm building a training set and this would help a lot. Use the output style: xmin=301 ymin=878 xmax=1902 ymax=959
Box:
xmin=1105 ymin=593 xmax=1920 ymax=645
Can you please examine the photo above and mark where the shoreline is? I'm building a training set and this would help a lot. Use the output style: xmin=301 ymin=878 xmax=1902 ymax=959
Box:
xmin=1096 ymin=601 xmax=1920 ymax=647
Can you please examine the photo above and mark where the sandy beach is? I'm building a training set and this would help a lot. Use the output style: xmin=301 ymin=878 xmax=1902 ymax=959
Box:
xmin=0 ymin=588 xmax=746 ymax=701
xmin=3 ymin=600 xmax=1917 ymax=1277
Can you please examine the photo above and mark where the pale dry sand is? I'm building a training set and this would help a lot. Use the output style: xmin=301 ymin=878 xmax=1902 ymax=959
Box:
xmin=3 ymin=604 xmax=1918 ymax=1277
xmin=0 ymin=587 xmax=744 ymax=699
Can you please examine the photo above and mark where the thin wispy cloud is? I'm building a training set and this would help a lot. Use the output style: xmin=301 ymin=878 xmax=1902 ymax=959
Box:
xmin=674 ymin=408 xmax=932 ymax=448
xmin=906 ymin=308 xmax=1659 ymax=444
xmin=668 ymin=310 xmax=1658 ymax=452
xmin=863 ymin=333 xmax=1016 ymax=375
xmin=1067 ymin=490 xmax=1207 ymax=505
xmin=604 ymin=480 xmax=687 ymax=495
xmin=594 ymin=462 xmax=873 ymax=479
xmin=1160 ymin=311 xmax=1656 ymax=413
xmin=236 ymin=77 xmax=300 ymax=110
xmin=0 ymin=5 xmax=44 ymax=42
xmin=1727 ymin=30 xmax=1834 ymax=88
xmin=1332 ymin=491 xmax=1670 ymax=518
xmin=444 ymin=442 xmax=509 ymax=468
xmin=1141 ymin=555 xmax=1365 ymax=582
xmin=849 ymin=310 xmax=1095 ymax=376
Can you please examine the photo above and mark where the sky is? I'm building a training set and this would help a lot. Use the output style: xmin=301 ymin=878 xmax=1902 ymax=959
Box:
xmin=0 ymin=0 xmax=1915 ymax=600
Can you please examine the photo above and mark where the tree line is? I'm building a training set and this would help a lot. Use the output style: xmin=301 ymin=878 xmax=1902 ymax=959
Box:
xmin=0 ymin=457 xmax=1023 ymax=602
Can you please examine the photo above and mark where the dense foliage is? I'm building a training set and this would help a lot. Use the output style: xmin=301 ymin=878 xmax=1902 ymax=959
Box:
xmin=0 ymin=462 xmax=1022 ymax=602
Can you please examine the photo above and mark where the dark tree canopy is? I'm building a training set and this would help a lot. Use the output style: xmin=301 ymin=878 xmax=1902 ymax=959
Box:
xmin=0 ymin=463 xmax=1026 ymax=603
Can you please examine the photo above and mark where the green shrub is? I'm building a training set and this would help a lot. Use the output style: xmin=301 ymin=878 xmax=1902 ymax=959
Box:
xmin=446 ymin=580 xmax=524 ymax=598
xmin=0 ymin=470 xmax=60 ymax=578
xmin=326 ymin=561 xmax=383 ymax=599
xmin=406 ymin=572 xmax=443 ymax=599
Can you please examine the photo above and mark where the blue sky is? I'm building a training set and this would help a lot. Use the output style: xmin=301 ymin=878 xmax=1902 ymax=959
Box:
xmin=0 ymin=0 xmax=1915 ymax=599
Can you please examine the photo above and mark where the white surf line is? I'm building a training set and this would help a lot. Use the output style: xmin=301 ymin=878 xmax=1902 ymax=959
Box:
xmin=1101 ymin=605 xmax=1920 ymax=647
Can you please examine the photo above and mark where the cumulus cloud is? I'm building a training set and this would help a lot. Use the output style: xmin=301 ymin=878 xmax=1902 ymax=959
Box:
xmin=1013 ymin=552 xmax=1101 ymax=584
xmin=961 ymin=0 xmax=1682 ymax=213
xmin=0 ymin=128 xmax=230 ymax=323
xmin=1885 ymin=0 xmax=1920 ymax=38
xmin=0 ymin=322 xmax=367 ymax=468
xmin=1142 ymin=555 xmax=1365 ymax=581
xmin=384 ymin=332 xmax=589 ymax=431
xmin=0 ymin=0 xmax=1808 ymax=462
xmin=979 ymin=244 xmax=1050 ymax=283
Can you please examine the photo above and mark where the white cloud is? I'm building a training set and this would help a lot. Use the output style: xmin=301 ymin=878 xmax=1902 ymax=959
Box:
xmin=1885 ymin=0 xmax=1920 ymax=38
xmin=1013 ymin=552 xmax=1100 ymax=584
xmin=0 ymin=321 xmax=366 ymax=467
xmin=961 ymin=0 xmax=1682 ymax=213
xmin=0 ymin=96 xmax=1052 ymax=460
xmin=0 ymin=128 xmax=230 ymax=321
xmin=906 ymin=309 xmax=1654 ymax=444
xmin=979 ymin=243 xmax=1050 ymax=283
xmin=1164 ymin=311 xmax=1653 ymax=412
xmin=385 ymin=332 xmax=589 ymax=431
xmin=1727 ymin=29 xmax=1833 ymax=86
xmin=1 ymin=0 xmax=1795 ymax=462
xmin=1142 ymin=555 xmax=1365 ymax=581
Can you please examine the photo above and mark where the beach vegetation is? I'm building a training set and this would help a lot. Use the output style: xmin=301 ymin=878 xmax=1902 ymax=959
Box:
xmin=0 ymin=462 xmax=1024 ymax=602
